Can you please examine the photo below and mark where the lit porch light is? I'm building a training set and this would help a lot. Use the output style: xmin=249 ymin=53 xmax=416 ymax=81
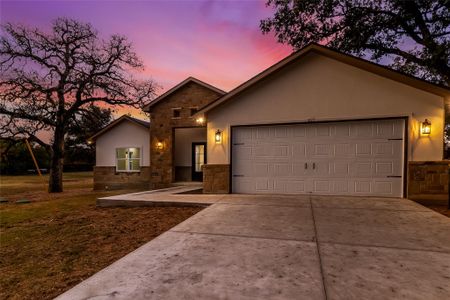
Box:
xmin=421 ymin=119 xmax=431 ymax=135
xmin=215 ymin=129 xmax=222 ymax=144
xmin=196 ymin=116 xmax=205 ymax=125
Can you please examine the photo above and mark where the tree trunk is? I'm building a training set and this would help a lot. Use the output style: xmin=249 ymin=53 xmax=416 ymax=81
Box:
xmin=48 ymin=125 xmax=65 ymax=193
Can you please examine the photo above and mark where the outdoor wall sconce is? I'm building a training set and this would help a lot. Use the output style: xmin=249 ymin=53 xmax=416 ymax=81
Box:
xmin=215 ymin=129 xmax=222 ymax=144
xmin=156 ymin=141 xmax=164 ymax=150
xmin=196 ymin=117 xmax=205 ymax=125
xmin=421 ymin=119 xmax=431 ymax=135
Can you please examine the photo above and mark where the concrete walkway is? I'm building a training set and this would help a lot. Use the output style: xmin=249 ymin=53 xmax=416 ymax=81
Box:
xmin=57 ymin=193 xmax=450 ymax=300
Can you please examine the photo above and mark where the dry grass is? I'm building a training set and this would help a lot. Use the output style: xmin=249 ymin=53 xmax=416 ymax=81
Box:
xmin=0 ymin=173 xmax=203 ymax=300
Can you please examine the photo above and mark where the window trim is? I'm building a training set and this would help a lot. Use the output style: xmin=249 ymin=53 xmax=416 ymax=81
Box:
xmin=115 ymin=146 xmax=142 ymax=173
xmin=171 ymin=107 xmax=182 ymax=119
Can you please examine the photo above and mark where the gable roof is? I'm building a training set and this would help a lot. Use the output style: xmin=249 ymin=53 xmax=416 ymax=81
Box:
xmin=88 ymin=115 xmax=150 ymax=142
xmin=197 ymin=43 xmax=450 ymax=115
xmin=142 ymin=77 xmax=226 ymax=112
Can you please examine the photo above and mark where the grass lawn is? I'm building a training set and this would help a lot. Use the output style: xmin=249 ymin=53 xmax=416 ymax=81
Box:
xmin=0 ymin=172 xmax=203 ymax=300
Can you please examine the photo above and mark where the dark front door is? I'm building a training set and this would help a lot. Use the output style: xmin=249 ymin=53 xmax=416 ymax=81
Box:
xmin=192 ymin=142 xmax=206 ymax=181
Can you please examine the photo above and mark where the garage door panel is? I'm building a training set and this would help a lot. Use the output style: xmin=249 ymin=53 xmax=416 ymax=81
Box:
xmin=274 ymin=126 xmax=289 ymax=138
xmin=332 ymin=161 xmax=351 ymax=176
xmin=375 ymin=162 xmax=394 ymax=175
xmin=375 ymin=119 xmax=404 ymax=139
xmin=333 ymin=180 xmax=350 ymax=193
xmin=293 ymin=163 xmax=308 ymax=176
xmin=293 ymin=143 xmax=307 ymax=159
xmin=254 ymin=163 xmax=270 ymax=177
xmin=353 ymin=162 xmax=373 ymax=177
xmin=315 ymin=124 xmax=332 ymax=137
xmin=355 ymin=180 xmax=372 ymax=194
xmin=234 ymin=127 xmax=252 ymax=143
xmin=273 ymin=163 xmax=292 ymax=177
xmin=234 ymin=146 xmax=252 ymax=159
xmin=314 ymin=180 xmax=331 ymax=193
xmin=232 ymin=178 xmax=253 ymax=193
xmin=255 ymin=178 xmax=272 ymax=192
xmin=314 ymin=162 xmax=331 ymax=176
xmin=335 ymin=143 xmax=355 ymax=157
xmin=356 ymin=143 xmax=372 ymax=156
xmin=310 ymin=143 xmax=334 ymax=157
xmin=354 ymin=123 xmax=374 ymax=138
xmin=335 ymin=124 xmax=351 ymax=138
xmin=293 ymin=126 xmax=307 ymax=137
xmin=373 ymin=180 xmax=393 ymax=194
xmin=232 ymin=119 xmax=404 ymax=197
xmin=232 ymin=160 xmax=251 ymax=176
xmin=256 ymin=127 xmax=271 ymax=140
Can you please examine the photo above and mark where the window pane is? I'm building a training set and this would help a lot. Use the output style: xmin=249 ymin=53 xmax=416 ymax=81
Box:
xmin=195 ymin=145 xmax=204 ymax=172
xmin=116 ymin=148 xmax=127 ymax=159
xmin=130 ymin=159 xmax=140 ymax=170
xmin=128 ymin=148 xmax=140 ymax=159
xmin=117 ymin=159 xmax=126 ymax=171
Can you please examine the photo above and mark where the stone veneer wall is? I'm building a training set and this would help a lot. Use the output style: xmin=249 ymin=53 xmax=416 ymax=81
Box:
xmin=203 ymin=164 xmax=230 ymax=194
xmin=93 ymin=166 xmax=151 ymax=190
xmin=148 ymin=81 xmax=223 ymax=189
xmin=408 ymin=161 xmax=449 ymax=202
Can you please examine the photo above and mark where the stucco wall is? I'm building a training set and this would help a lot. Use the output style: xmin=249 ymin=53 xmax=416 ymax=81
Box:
xmin=95 ymin=121 xmax=150 ymax=167
xmin=174 ymin=127 xmax=206 ymax=166
xmin=206 ymin=52 xmax=445 ymax=164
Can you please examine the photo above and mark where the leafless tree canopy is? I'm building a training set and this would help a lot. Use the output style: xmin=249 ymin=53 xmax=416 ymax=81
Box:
xmin=0 ymin=18 xmax=157 ymax=192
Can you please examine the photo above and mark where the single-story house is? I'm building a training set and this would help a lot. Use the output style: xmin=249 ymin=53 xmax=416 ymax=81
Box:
xmin=90 ymin=43 xmax=450 ymax=198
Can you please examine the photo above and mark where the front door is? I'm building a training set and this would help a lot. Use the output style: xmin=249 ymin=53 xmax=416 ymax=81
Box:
xmin=192 ymin=142 xmax=206 ymax=181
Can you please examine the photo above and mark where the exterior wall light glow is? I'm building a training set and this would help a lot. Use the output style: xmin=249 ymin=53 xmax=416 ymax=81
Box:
xmin=421 ymin=119 xmax=431 ymax=135
xmin=156 ymin=141 xmax=164 ymax=150
xmin=196 ymin=117 xmax=205 ymax=125
xmin=215 ymin=129 xmax=222 ymax=144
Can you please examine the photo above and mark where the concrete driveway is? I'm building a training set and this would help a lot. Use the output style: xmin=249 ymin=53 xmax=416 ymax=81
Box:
xmin=56 ymin=194 xmax=450 ymax=300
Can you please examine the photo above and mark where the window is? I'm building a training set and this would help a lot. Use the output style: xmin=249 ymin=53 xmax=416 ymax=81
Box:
xmin=194 ymin=144 xmax=205 ymax=172
xmin=172 ymin=108 xmax=181 ymax=118
xmin=116 ymin=147 xmax=141 ymax=172
xmin=190 ymin=107 xmax=198 ymax=117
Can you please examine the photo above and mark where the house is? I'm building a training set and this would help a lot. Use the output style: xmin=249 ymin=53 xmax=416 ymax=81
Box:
xmin=89 ymin=77 xmax=225 ymax=190
xmin=89 ymin=115 xmax=151 ymax=190
xmin=91 ymin=43 xmax=450 ymax=198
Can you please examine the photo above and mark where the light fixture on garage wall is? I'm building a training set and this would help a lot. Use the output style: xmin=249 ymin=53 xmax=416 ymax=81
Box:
xmin=215 ymin=129 xmax=222 ymax=144
xmin=421 ymin=119 xmax=431 ymax=135
xmin=156 ymin=141 xmax=164 ymax=150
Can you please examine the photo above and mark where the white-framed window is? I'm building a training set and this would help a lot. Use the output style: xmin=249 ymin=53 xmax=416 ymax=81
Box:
xmin=116 ymin=147 xmax=141 ymax=172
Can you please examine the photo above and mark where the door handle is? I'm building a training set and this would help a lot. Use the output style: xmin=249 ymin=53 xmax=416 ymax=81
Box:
xmin=313 ymin=162 xmax=316 ymax=169
xmin=304 ymin=163 xmax=308 ymax=170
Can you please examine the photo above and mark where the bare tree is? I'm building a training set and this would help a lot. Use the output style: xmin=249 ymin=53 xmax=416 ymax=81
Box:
xmin=0 ymin=18 xmax=156 ymax=192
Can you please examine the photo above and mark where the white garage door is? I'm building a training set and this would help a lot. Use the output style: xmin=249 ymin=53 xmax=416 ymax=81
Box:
xmin=231 ymin=119 xmax=405 ymax=197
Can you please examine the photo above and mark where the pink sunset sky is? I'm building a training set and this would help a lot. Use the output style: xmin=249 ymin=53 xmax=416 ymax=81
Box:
xmin=0 ymin=0 xmax=293 ymax=118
